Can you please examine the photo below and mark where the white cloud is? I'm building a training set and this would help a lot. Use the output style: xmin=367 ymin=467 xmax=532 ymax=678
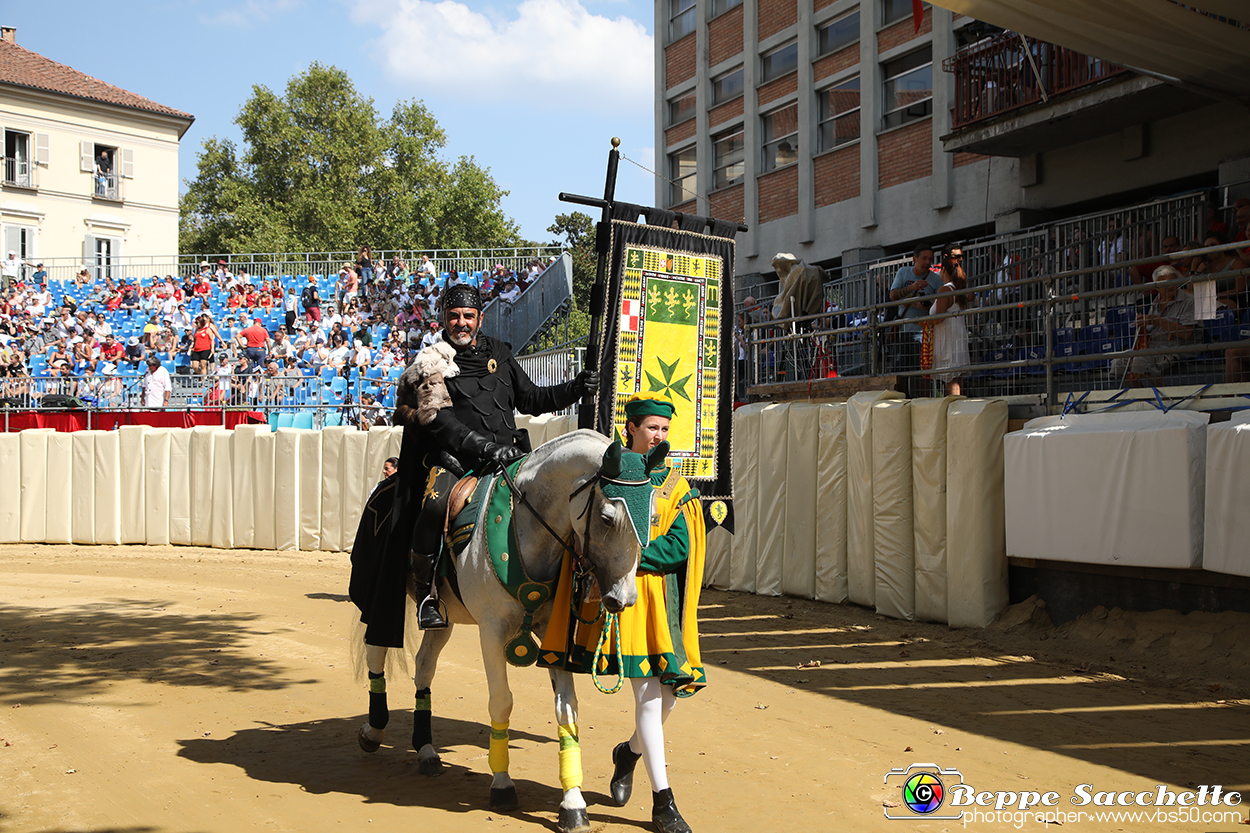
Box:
xmin=353 ymin=0 xmax=654 ymax=113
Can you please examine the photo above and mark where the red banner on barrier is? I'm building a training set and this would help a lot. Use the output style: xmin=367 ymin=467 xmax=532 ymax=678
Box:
xmin=0 ymin=410 xmax=265 ymax=432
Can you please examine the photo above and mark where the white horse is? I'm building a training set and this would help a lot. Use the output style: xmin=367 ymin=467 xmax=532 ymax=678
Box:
xmin=356 ymin=430 xmax=662 ymax=833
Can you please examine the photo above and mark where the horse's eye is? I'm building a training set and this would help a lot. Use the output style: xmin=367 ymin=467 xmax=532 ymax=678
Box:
xmin=600 ymin=503 xmax=617 ymax=525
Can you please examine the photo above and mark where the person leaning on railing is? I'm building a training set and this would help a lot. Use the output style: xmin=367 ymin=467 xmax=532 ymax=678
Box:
xmin=1111 ymin=265 xmax=1195 ymax=387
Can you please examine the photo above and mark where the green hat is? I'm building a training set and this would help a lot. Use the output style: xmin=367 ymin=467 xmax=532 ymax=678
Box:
xmin=624 ymin=392 xmax=676 ymax=421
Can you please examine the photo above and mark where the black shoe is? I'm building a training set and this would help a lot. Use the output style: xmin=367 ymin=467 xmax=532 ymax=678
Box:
xmin=651 ymin=788 xmax=691 ymax=833
xmin=610 ymin=741 xmax=640 ymax=806
xmin=417 ymin=595 xmax=448 ymax=630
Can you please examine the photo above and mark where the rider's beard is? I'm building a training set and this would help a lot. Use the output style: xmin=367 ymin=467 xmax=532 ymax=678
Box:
xmin=448 ymin=325 xmax=476 ymax=348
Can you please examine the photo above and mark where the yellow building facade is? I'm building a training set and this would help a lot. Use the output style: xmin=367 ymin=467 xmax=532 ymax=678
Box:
xmin=0 ymin=27 xmax=193 ymax=272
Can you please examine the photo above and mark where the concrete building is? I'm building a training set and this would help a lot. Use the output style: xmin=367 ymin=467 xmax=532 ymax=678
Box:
xmin=653 ymin=0 xmax=1250 ymax=283
xmin=0 ymin=26 xmax=193 ymax=272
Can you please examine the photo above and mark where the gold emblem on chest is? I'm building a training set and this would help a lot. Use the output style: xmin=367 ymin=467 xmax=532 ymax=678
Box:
xmin=487 ymin=358 xmax=498 ymax=374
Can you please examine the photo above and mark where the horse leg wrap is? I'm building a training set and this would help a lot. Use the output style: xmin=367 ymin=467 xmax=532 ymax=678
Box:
xmin=557 ymin=723 xmax=583 ymax=791
xmin=488 ymin=720 xmax=510 ymax=774
xmin=412 ymin=688 xmax=433 ymax=751
xmin=368 ymin=673 xmax=389 ymax=729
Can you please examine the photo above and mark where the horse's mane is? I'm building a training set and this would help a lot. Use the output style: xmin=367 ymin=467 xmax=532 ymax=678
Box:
xmin=520 ymin=430 xmax=632 ymax=536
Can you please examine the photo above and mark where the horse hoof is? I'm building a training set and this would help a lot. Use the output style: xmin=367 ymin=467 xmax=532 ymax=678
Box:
xmin=558 ymin=805 xmax=591 ymax=833
xmin=489 ymin=786 xmax=520 ymax=812
xmin=417 ymin=755 xmax=443 ymax=777
xmin=358 ymin=725 xmax=382 ymax=753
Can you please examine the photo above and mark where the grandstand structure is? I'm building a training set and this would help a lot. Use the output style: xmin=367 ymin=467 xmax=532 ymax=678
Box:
xmin=2 ymin=249 xmax=575 ymax=429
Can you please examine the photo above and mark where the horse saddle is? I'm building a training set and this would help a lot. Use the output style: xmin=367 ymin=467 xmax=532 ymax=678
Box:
xmin=443 ymin=474 xmax=480 ymax=550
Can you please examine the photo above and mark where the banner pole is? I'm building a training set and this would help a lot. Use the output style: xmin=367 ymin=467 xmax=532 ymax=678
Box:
xmin=576 ymin=137 xmax=620 ymax=431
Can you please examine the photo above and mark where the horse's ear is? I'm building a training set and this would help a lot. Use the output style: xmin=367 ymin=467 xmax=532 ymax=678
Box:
xmin=644 ymin=441 xmax=669 ymax=473
xmin=602 ymin=440 xmax=624 ymax=478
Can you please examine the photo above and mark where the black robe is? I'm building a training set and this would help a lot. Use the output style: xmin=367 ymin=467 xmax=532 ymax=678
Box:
xmin=348 ymin=332 xmax=581 ymax=647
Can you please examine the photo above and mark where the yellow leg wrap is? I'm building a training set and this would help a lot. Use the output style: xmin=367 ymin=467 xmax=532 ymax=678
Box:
xmin=557 ymin=723 xmax=582 ymax=791
xmin=488 ymin=720 xmax=510 ymax=774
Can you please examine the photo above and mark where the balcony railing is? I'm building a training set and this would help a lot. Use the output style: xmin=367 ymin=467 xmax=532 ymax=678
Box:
xmin=943 ymin=32 xmax=1129 ymax=130
xmin=94 ymin=171 xmax=120 ymax=200
xmin=3 ymin=156 xmax=34 ymax=188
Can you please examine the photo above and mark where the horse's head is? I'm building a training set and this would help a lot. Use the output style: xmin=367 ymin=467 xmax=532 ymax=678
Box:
xmin=581 ymin=438 xmax=668 ymax=613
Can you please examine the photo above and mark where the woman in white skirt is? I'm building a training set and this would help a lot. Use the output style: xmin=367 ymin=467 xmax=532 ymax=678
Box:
xmin=929 ymin=244 xmax=973 ymax=395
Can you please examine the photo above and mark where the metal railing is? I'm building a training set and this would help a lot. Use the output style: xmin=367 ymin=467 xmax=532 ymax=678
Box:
xmin=94 ymin=172 xmax=119 ymax=200
xmin=481 ymin=253 xmax=573 ymax=351
xmin=0 ymin=370 xmax=402 ymax=432
xmin=746 ymin=240 xmax=1250 ymax=408
xmin=3 ymin=156 xmax=34 ymax=188
xmin=943 ymin=31 xmax=1129 ymax=129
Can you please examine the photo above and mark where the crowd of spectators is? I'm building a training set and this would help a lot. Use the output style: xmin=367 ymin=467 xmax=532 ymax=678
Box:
xmin=0 ymin=251 xmax=556 ymax=420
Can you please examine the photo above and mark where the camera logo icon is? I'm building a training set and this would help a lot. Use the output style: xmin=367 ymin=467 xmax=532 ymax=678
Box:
xmin=884 ymin=763 xmax=965 ymax=820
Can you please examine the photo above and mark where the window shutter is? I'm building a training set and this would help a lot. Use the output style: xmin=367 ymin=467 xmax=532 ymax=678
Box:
xmin=80 ymin=141 xmax=94 ymax=172
xmin=84 ymin=235 xmax=97 ymax=265
xmin=120 ymin=148 xmax=134 ymax=179
xmin=35 ymin=133 xmax=50 ymax=165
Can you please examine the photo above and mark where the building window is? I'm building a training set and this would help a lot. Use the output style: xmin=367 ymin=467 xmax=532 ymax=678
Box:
xmin=761 ymin=41 xmax=798 ymax=83
xmin=2 ymin=225 xmax=36 ymax=268
xmin=670 ymin=147 xmax=698 ymax=206
xmin=669 ymin=94 xmax=696 ymax=126
xmin=3 ymin=130 xmax=32 ymax=188
xmin=881 ymin=47 xmax=932 ymax=129
xmin=882 ymin=0 xmax=924 ymax=26
xmin=818 ymin=76 xmax=861 ymax=150
xmin=84 ymin=234 xmax=121 ymax=280
xmin=712 ymin=128 xmax=745 ymax=189
xmin=761 ymin=105 xmax=799 ymax=172
xmin=711 ymin=0 xmax=742 ymax=17
xmin=670 ymin=0 xmax=696 ymax=42
xmin=712 ymin=68 xmax=744 ymax=105
xmin=818 ymin=10 xmax=859 ymax=56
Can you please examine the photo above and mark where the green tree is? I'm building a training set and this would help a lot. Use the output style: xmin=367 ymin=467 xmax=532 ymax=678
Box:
xmin=547 ymin=211 xmax=596 ymax=310
xmin=180 ymin=63 xmax=520 ymax=255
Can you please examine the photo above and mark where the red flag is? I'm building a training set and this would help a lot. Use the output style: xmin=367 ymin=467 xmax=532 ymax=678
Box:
xmin=913 ymin=0 xmax=924 ymax=32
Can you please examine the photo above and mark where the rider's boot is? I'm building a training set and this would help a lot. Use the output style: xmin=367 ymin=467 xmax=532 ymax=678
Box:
xmin=651 ymin=788 xmax=692 ymax=833
xmin=609 ymin=741 xmax=641 ymax=806
xmin=410 ymin=550 xmax=448 ymax=630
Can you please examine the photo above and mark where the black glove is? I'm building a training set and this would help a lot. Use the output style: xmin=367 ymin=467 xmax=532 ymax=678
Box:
xmin=484 ymin=442 xmax=525 ymax=468
xmin=574 ymin=368 xmax=599 ymax=397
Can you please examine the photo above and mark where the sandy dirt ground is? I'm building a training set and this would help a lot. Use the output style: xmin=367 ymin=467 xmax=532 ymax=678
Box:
xmin=1 ymin=543 xmax=1248 ymax=833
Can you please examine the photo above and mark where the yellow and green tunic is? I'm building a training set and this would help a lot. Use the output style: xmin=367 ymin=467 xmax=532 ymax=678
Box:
xmin=539 ymin=465 xmax=707 ymax=696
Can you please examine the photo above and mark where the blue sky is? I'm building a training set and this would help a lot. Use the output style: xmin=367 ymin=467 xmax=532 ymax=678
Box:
xmin=6 ymin=0 xmax=658 ymax=245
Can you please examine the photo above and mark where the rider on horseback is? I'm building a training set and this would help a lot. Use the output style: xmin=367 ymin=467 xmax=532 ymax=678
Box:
xmin=371 ymin=283 xmax=598 ymax=632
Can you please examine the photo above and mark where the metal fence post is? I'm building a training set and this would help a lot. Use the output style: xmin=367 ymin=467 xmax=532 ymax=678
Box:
xmin=1044 ymin=279 xmax=1057 ymax=412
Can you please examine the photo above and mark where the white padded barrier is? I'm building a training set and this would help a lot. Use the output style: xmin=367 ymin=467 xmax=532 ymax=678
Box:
xmin=1204 ymin=421 xmax=1250 ymax=576
xmin=209 ymin=429 xmax=235 ymax=549
xmin=45 ymin=431 xmax=74 ymax=544
xmin=251 ymin=430 xmax=276 ymax=550
xmin=783 ymin=402 xmax=819 ymax=599
xmin=911 ymin=397 xmax=960 ymax=622
xmin=93 ymin=430 xmax=122 ymax=546
xmin=143 ymin=429 xmax=172 ymax=546
xmin=168 ymin=429 xmax=192 ymax=546
xmin=365 ymin=427 xmax=392 ymax=495
xmin=947 ymin=400 xmax=1009 ymax=628
xmin=754 ymin=403 xmax=790 ymax=597
xmin=70 ymin=431 xmax=97 ymax=544
xmin=815 ymin=403 xmax=848 ymax=603
xmin=340 ymin=428 xmax=369 ymax=552
xmin=846 ymin=390 xmax=904 ymax=607
xmin=526 ymin=414 xmax=558 ymax=448
xmin=0 ymin=433 xmax=19 ymax=543
xmin=320 ymin=426 xmax=350 ymax=552
xmin=730 ymin=403 xmax=768 ymax=593
xmin=1005 ymin=411 xmax=1208 ymax=569
xmin=704 ymin=524 xmax=732 ymax=589
xmin=274 ymin=429 xmax=301 ymax=551
xmin=19 ymin=429 xmax=54 ymax=543
xmin=118 ymin=426 xmax=148 ymax=543
xmin=189 ymin=427 xmax=217 ymax=547
xmin=231 ymin=424 xmax=266 ymax=549
xmin=298 ymin=430 xmax=323 ymax=551
xmin=386 ymin=425 xmax=403 ymax=460
xmin=872 ymin=400 xmax=914 ymax=621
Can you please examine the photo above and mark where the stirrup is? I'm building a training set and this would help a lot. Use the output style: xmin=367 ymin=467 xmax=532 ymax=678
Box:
xmin=417 ymin=594 xmax=448 ymax=630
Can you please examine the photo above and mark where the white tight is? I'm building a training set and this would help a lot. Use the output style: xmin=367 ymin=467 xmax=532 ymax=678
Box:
xmin=627 ymin=677 xmax=678 ymax=793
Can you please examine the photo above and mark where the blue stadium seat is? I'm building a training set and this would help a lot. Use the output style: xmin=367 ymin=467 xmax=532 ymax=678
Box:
xmin=1206 ymin=309 xmax=1241 ymax=343
xmin=330 ymin=376 xmax=347 ymax=394
xmin=323 ymin=411 xmax=342 ymax=427
xmin=1053 ymin=327 xmax=1081 ymax=372
xmin=267 ymin=412 xmax=281 ymax=431
xmin=292 ymin=412 xmax=314 ymax=430
xmin=276 ymin=413 xmax=295 ymax=429
xmin=321 ymin=366 xmax=336 ymax=384
xmin=1080 ymin=324 xmax=1113 ymax=369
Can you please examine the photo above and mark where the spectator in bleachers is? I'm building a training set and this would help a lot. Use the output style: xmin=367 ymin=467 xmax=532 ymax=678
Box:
xmin=419 ymin=271 xmax=438 ymax=298
xmin=142 ymin=355 xmax=172 ymax=408
xmin=1231 ymin=199 xmax=1249 ymax=255
xmin=1112 ymin=265 xmax=1195 ymax=386
xmin=281 ymin=286 xmax=297 ymax=330
xmin=2 ymin=251 xmax=26 ymax=289
xmin=929 ymin=244 xmax=973 ymax=396
xmin=190 ymin=314 xmax=221 ymax=377
xmin=387 ymin=256 xmax=407 ymax=279
xmin=238 ymin=317 xmax=270 ymax=369
xmin=119 ymin=284 xmax=140 ymax=315
xmin=420 ymin=320 xmax=441 ymax=349
xmin=1188 ymin=234 xmax=1247 ymax=309
xmin=888 ymin=244 xmax=939 ymax=374
xmin=327 ymin=332 xmax=351 ymax=371
xmin=1129 ymin=236 xmax=1181 ymax=285
xmin=171 ymin=303 xmax=193 ymax=332
xmin=498 ymin=279 xmax=520 ymax=303
xmin=357 ymin=246 xmax=375 ymax=285
xmin=123 ymin=335 xmax=145 ymax=370
xmin=100 ymin=333 xmax=123 ymax=365
xmin=416 ymin=254 xmax=436 ymax=280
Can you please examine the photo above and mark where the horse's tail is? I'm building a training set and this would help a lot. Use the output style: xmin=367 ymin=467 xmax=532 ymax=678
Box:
xmin=347 ymin=594 xmax=420 ymax=686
